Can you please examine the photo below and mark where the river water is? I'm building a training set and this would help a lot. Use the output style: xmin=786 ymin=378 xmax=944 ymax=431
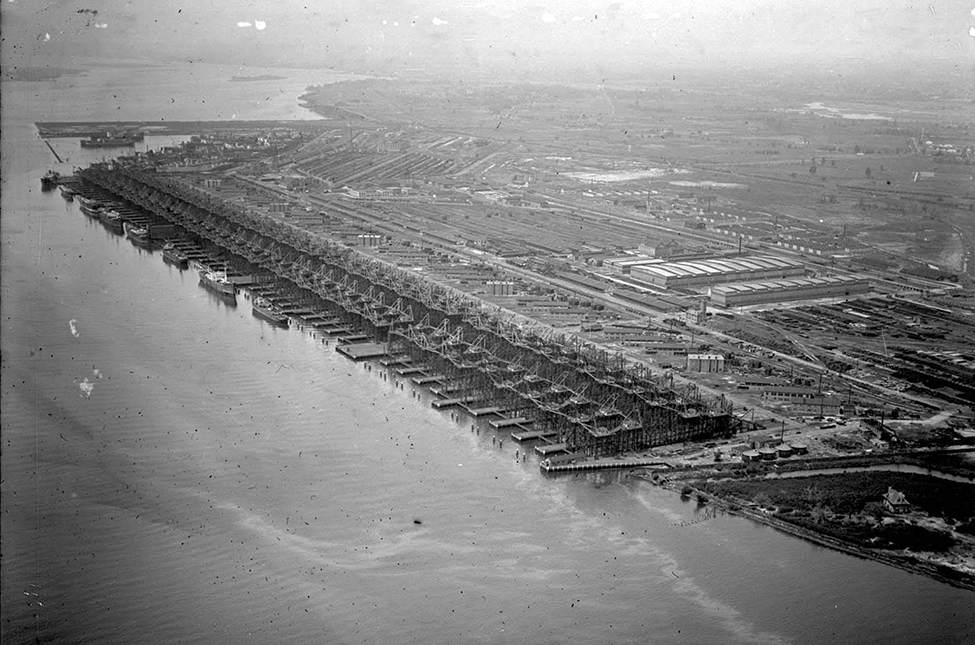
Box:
xmin=2 ymin=61 xmax=973 ymax=645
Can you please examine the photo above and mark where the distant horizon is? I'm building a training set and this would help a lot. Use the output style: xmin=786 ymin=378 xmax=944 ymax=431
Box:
xmin=3 ymin=1 xmax=972 ymax=92
xmin=5 ymin=55 xmax=968 ymax=105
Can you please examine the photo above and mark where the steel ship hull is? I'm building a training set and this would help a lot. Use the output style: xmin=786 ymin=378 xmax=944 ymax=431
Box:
xmin=199 ymin=271 xmax=237 ymax=301
xmin=251 ymin=298 xmax=289 ymax=327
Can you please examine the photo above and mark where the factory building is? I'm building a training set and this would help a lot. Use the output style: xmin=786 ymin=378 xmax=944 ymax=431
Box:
xmin=603 ymin=255 xmax=662 ymax=275
xmin=709 ymin=275 xmax=870 ymax=308
xmin=630 ymin=256 xmax=805 ymax=289
xmin=686 ymin=354 xmax=725 ymax=373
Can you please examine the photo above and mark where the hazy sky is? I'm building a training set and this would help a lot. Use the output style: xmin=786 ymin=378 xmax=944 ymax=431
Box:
xmin=3 ymin=1 xmax=972 ymax=77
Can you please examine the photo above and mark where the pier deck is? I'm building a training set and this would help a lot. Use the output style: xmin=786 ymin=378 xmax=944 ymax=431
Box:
xmin=337 ymin=333 xmax=371 ymax=344
xmin=430 ymin=383 xmax=466 ymax=396
xmin=396 ymin=366 xmax=429 ymax=376
xmin=431 ymin=395 xmax=478 ymax=409
xmin=380 ymin=355 xmax=413 ymax=367
xmin=467 ymin=406 xmax=502 ymax=417
xmin=488 ymin=417 xmax=530 ymax=429
xmin=335 ymin=342 xmax=388 ymax=361
xmin=511 ymin=429 xmax=559 ymax=442
xmin=540 ymin=458 xmax=671 ymax=473
xmin=535 ymin=443 xmax=568 ymax=456
xmin=319 ymin=324 xmax=354 ymax=335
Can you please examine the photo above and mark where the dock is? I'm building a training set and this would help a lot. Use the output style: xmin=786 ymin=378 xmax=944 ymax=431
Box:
xmin=318 ymin=324 xmax=354 ymax=335
xmin=430 ymin=395 xmax=479 ymax=409
xmin=336 ymin=333 xmax=371 ymax=344
xmin=466 ymin=406 xmax=503 ymax=417
xmin=429 ymin=383 xmax=466 ymax=396
xmin=535 ymin=443 xmax=568 ymax=456
xmin=540 ymin=458 xmax=671 ymax=473
xmin=412 ymin=374 xmax=444 ymax=385
xmin=395 ymin=366 xmax=428 ymax=376
xmin=488 ymin=417 xmax=530 ymax=429
xmin=380 ymin=355 xmax=413 ymax=367
xmin=335 ymin=342 xmax=388 ymax=361
xmin=511 ymin=429 xmax=559 ymax=442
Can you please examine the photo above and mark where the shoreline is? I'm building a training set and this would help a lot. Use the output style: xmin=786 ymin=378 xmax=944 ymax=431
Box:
xmin=651 ymin=476 xmax=975 ymax=592
xmin=35 ymin=120 xmax=332 ymax=138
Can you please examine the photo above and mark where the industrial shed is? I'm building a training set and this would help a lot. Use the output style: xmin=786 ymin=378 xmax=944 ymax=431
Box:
xmin=709 ymin=275 xmax=870 ymax=307
xmin=631 ymin=256 xmax=806 ymax=289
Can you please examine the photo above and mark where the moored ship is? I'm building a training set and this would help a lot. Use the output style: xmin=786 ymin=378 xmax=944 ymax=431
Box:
xmin=41 ymin=170 xmax=61 ymax=191
xmin=161 ymin=243 xmax=189 ymax=268
xmin=250 ymin=296 xmax=288 ymax=327
xmin=78 ymin=197 xmax=104 ymax=217
xmin=124 ymin=222 xmax=153 ymax=248
xmin=59 ymin=184 xmax=76 ymax=200
xmin=99 ymin=209 xmax=125 ymax=233
xmin=199 ymin=269 xmax=237 ymax=301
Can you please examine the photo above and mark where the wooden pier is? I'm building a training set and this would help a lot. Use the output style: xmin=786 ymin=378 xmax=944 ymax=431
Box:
xmin=336 ymin=333 xmax=371 ymax=344
xmin=430 ymin=383 xmax=466 ymax=396
xmin=511 ymin=429 xmax=559 ymax=442
xmin=335 ymin=342 xmax=389 ymax=361
xmin=489 ymin=417 xmax=530 ymax=429
xmin=395 ymin=365 xmax=428 ymax=376
xmin=430 ymin=395 xmax=478 ymax=409
xmin=319 ymin=324 xmax=354 ymax=335
xmin=540 ymin=458 xmax=671 ymax=473
xmin=467 ymin=406 xmax=503 ymax=417
xmin=380 ymin=355 xmax=413 ymax=367
xmin=412 ymin=374 xmax=443 ymax=385
xmin=535 ymin=443 xmax=568 ymax=456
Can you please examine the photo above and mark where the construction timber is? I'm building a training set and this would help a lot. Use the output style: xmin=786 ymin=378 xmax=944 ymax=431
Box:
xmin=77 ymin=162 xmax=734 ymax=458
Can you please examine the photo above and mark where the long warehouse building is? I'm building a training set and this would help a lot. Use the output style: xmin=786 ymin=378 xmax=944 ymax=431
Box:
xmin=709 ymin=275 xmax=871 ymax=307
xmin=630 ymin=256 xmax=806 ymax=289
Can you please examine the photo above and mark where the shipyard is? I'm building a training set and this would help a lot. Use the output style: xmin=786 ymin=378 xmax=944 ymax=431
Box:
xmin=37 ymin=71 xmax=975 ymax=588
xmin=5 ymin=7 xmax=975 ymax=640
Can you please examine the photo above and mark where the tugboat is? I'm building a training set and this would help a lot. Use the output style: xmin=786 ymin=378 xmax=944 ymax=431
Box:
xmin=251 ymin=296 xmax=289 ymax=327
xmin=199 ymin=269 xmax=237 ymax=302
xmin=41 ymin=170 xmax=61 ymax=192
xmin=124 ymin=222 xmax=153 ymax=248
xmin=161 ymin=242 xmax=189 ymax=268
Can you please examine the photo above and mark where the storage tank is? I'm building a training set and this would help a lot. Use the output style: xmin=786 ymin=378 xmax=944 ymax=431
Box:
xmin=758 ymin=447 xmax=778 ymax=461
xmin=789 ymin=443 xmax=808 ymax=455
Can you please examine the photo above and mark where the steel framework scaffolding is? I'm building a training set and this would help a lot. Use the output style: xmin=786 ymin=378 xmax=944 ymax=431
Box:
xmin=79 ymin=162 xmax=734 ymax=456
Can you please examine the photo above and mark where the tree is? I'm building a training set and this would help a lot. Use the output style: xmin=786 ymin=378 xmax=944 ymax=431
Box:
xmin=809 ymin=163 xmax=817 ymax=175
xmin=865 ymin=167 xmax=872 ymax=179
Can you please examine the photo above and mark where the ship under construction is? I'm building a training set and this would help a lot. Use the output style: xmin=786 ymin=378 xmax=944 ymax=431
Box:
xmin=77 ymin=162 xmax=734 ymax=459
